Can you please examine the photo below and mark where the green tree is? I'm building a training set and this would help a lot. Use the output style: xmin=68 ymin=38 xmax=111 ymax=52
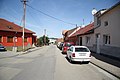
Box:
xmin=37 ymin=35 xmax=49 ymax=46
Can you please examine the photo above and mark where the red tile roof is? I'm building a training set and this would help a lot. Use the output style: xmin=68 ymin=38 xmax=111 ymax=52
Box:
xmin=66 ymin=27 xmax=78 ymax=36
xmin=70 ymin=22 xmax=94 ymax=37
xmin=62 ymin=30 xmax=68 ymax=35
xmin=0 ymin=18 xmax=35 ymax=34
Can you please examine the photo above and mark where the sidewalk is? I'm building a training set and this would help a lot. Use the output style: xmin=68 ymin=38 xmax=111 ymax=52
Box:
xmin=0 ymin=47 xmax=41 ymax=59
xmin=91 ymin=53 xmax=120 ymax=79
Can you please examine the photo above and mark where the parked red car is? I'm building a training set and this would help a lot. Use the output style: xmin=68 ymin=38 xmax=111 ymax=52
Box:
xmin=62 ymin=42 xmax=75 ymax=53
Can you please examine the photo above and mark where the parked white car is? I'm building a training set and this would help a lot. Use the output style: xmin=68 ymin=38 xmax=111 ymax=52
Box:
xmin=67 ymin=46 xmax=91 ymax=63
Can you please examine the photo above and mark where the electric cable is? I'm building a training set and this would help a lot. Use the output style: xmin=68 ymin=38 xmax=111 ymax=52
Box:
xmin=26 ymin=4 xmax=76 ymax=26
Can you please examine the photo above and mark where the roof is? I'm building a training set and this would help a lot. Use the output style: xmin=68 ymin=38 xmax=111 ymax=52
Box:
xmin=68 ymin=27 xmax=80 ymax=37
xmin=0 ymin=18 xmax=35 ymax=34
xmin=70 ymin=22 xmax=94 ymax=37
xmin=96 ymin=1 xmax=120 ymax=18
xmin=62 ymin=30 xmax=68 ymax=35
xmin=66 ymin=27 xmax=78 ymax=36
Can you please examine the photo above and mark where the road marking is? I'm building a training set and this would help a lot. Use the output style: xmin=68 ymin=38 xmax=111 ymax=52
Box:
xmin=90 ymin=63 xmax=119 ymax=80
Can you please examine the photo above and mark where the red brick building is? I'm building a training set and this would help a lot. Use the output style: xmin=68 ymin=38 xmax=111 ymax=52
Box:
xmin=0 ymin=18 xmax=37 ymax=51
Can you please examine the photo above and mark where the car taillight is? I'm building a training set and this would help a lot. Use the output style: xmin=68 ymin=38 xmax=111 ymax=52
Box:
xmin=72 ymin=53 xmax=75 ymax=57
xmin=89 ymin=53 xmax=91 ymax=57
xmin=64 ymin=47 xmax=67 ymax=50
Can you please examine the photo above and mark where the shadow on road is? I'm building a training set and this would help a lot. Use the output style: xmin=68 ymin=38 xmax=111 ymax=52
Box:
xmin=65 ymin=56 xmax=89 ymax=65
xmin=91 ymin=53 xmax=120 ymax=68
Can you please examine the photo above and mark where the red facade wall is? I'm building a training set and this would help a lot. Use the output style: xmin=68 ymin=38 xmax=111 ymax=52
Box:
xmin=68 ymin=36 xmax=78 ymax=45
xmin=32 ymin=35 xmax=37 ymax=45
xmin=0 ymin=31 xmax=33 ymax=47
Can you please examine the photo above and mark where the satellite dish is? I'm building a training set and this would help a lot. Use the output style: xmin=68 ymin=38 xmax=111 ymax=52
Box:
xmin=92 ymin=8 xmax=97 ymax=15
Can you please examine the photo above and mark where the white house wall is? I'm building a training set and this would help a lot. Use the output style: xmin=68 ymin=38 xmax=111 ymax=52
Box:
xmin=94 ymin=4 xmax=120 ymax=59
xmin=94 ymin=5 xmax=120 ymax=47
xmin=78 ymin=34 xmax=94 ymax=47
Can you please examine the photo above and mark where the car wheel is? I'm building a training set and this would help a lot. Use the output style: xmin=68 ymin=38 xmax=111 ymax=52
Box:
xmin=86 ymin=61 xmax=90 ymax=64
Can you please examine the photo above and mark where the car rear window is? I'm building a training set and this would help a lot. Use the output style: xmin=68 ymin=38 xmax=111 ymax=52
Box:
xmin=75 ymin=48 xmax=89 ymax=52
xmin=64 ymin=43 xmax=72 ymax=47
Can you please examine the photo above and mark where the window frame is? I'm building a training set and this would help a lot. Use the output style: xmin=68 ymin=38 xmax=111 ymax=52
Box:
xmin=24 ymin=37 xmax=27 ymax=42
xmin=104 ymin=21 xmax=108 ymax=26
xmin=75 ymin=47 xmax=89 ymax=52
xmin=7 ymin=36 xmax=13 ymax=43
xmin=103 ymin=35 xmax=110 ymax=45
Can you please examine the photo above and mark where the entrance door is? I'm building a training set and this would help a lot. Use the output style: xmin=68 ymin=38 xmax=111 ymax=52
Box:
xmin=96 ymin=34 xmax=100 ymax=54
xmin=79 ymin=37 xmax=82 ymax=46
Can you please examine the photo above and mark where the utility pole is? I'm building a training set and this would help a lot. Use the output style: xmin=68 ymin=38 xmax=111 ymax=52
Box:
xmin=44 ymin=29 xmax=46 ymax=45
xmin=21 ymin=0 xmax=27 ymax=51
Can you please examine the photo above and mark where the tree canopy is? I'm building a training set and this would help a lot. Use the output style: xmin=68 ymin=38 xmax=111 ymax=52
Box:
xmin=37 ymin=35 xmax=49 ymax=46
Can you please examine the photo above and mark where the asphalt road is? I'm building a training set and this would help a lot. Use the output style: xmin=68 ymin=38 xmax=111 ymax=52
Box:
xmin=0 ymin=45 xmax=118 ymax=80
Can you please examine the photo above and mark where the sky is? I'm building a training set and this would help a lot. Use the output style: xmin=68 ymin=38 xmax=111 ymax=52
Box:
xmin=0 ymin=0 xmax=119 ymax=38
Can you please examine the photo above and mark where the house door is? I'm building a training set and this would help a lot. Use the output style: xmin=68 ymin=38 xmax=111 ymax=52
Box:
xmin=79 ymin=37 xmax=82 ymax=46
xmin=96 ymin=34 xmax=100 ymax=54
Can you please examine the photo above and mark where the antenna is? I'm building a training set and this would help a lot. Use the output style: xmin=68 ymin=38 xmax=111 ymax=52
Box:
xmin=83 ymin=19 xmax=84 ymax=25
xmin=92 ymin=8 xmax=97 ymax=15
xmin=82 ymin=19 xmax=85 ymax=27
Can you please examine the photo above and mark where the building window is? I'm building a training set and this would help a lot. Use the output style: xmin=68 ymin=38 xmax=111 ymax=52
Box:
xmin=86 ymin=36 xmax=90 ymax=44
xmin=103 ymin=35 xmax=110 ymax=45
xmin=0 ymin=36 xmax=2 ymax=42
xmin=24 ymin=37 xmax=27 ymax=42
xmin=7 ymin=36 xmax=13 ymax=43
xmin=104 ymin=21 xmax=108 ymax=26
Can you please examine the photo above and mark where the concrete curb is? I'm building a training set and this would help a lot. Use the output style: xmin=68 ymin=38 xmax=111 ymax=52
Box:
xmin=91 ymin=51 xmax=120 ymax=62
xmin=19 ymin=47 xmax=40 ymax=55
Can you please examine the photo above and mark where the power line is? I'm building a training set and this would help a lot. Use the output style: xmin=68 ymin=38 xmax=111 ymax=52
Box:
xmin=26 ymin=4 xmax=76 ymax=26
xmin=27 ymin=9 xmax=46 ymax=31
xmin=27 ymin=9 xmax=38 ymax=25
xmin=20 ymin=16 xmax=23 ymax=26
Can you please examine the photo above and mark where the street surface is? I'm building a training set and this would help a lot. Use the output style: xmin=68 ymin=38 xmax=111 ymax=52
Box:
xmin=0 ymin=45 xmax=119 ymax=80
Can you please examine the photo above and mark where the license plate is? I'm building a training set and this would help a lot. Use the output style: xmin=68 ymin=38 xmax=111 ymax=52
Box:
xmin=79 ymin=53 xmax=85 ymax=56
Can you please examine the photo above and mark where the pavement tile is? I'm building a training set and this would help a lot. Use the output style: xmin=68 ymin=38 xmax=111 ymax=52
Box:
xmin=91 ymin=53 xmax=120 ymax=79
